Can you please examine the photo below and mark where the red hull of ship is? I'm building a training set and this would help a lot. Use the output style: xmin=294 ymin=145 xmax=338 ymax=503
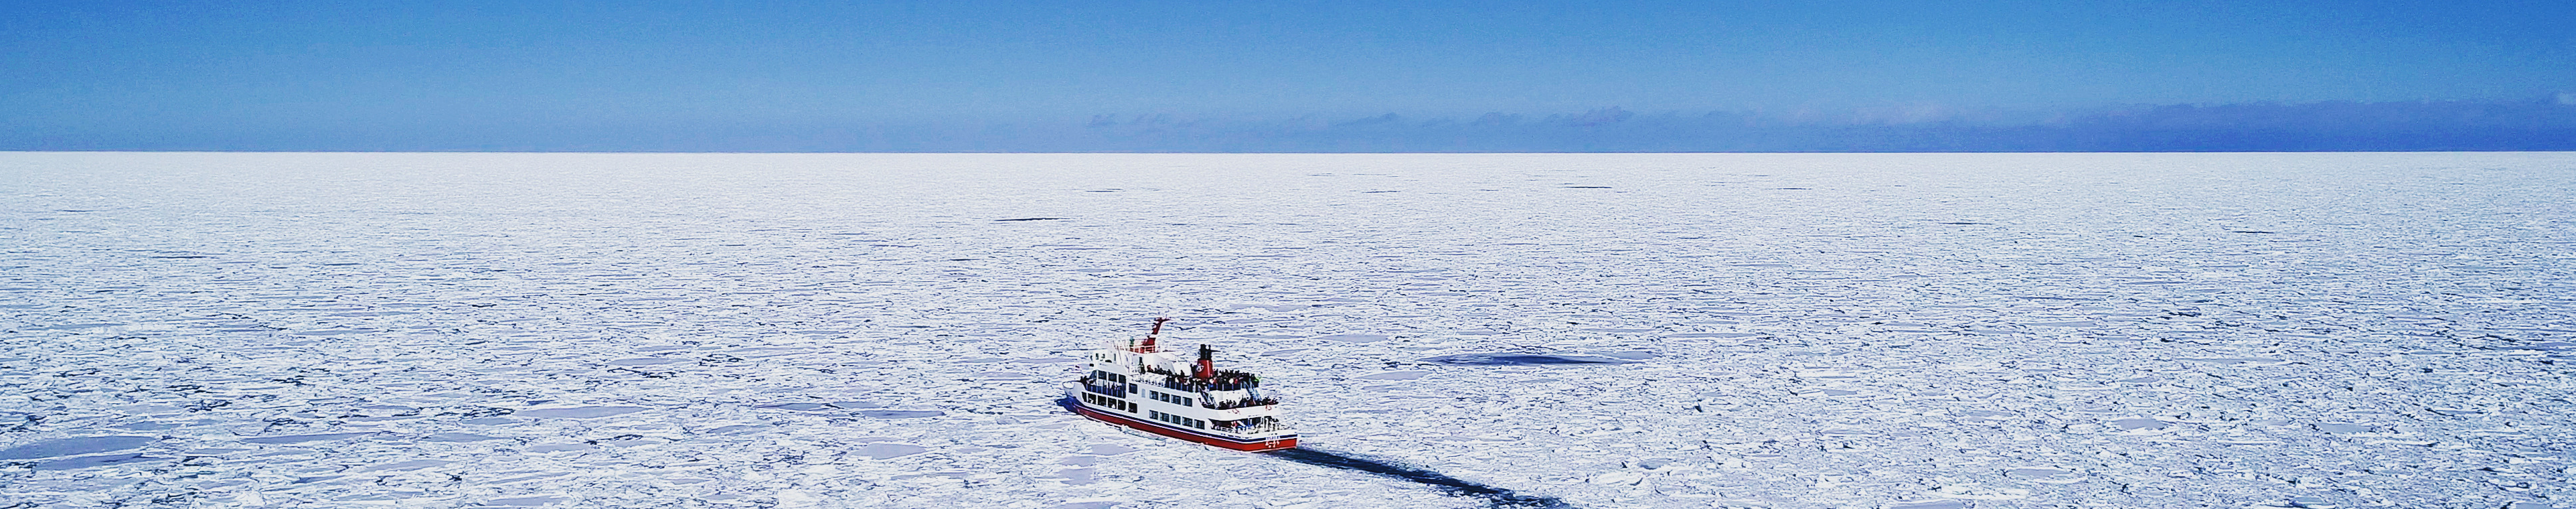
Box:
xmin=1070 ymin=400 xmax=1297 ymax=452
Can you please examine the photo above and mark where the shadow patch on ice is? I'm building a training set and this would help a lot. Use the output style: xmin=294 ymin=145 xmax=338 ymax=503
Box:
xmin=34 ymin=453 xmax=168 ymax=471
xmin=242 ymin=432 xmax=380 ymax=444
xmin=857 ymin=410 xmax=945 ymax=419
xmin=516 ymin=407 xmax=648 ymax=419
xmin=763 ymin=401 xmax=906 ymax=413
xmin=2178 ymin=357 xmax=2287 ymax=366
xmin=1267 ymin=447 xmax=1570 ymax=508
xmin=2111 ymin=417 xmax=2169 ymax=431
xmin=1422 ymin=352 xmax=1642 ymax=366
xmin=856 ymin=443 xmax=929 ymax=459
xmin=291 ymin=328 xmax=376 ymax=336
xmin=0 ymin=435 xmax=155 ymax=459
xmin=1089 ymin=444 xmax=1135 ymax=455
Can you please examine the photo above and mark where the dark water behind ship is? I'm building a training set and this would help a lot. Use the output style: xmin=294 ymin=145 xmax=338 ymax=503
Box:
xmin=1267 ymin=447 xmax=1571 ymax=509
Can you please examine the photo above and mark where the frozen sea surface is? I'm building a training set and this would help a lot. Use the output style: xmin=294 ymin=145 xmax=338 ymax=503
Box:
xmin=2 ymin=152 xmax=2572 ymax=508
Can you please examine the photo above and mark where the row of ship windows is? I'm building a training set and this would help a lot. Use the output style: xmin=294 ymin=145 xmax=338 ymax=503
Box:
xmin=1080 ymin=393 xmax=1135 ymax=413
xmin=1090 ymin=388 xmax=1198 ymax=413
xmin=1148 ymin=411 xmax=1207 ymax=430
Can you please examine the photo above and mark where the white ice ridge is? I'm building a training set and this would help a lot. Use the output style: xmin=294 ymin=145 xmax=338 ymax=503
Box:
xmin=0 ymin=151 xmax=2571 ymax=508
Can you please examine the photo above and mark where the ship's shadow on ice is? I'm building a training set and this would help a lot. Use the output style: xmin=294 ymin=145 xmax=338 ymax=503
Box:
xmin=1265 ymin=447 xmax=1571 ymax=508
xmin=1418 ymin=352 xmax=1639 ymax=366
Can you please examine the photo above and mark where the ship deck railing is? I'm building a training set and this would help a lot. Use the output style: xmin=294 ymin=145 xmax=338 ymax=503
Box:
xmin=1148 ymin=378 xmax=1261 ymax=394
xmin=1204 ymin=397 xmax=1281 ymax=410
xmin=1214 ymin=421 xmax=1293 ymax=435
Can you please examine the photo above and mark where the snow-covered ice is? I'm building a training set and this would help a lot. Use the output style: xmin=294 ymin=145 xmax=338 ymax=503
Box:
xmin=2 ymin=151 xmax=2571 ymax=508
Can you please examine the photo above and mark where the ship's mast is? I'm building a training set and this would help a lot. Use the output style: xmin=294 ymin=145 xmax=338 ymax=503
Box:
xmin=1135 ymin=317 xmax=1169 ymax=353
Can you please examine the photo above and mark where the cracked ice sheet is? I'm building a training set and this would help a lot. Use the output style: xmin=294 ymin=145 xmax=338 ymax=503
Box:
xmin=1 ymin=152 xmax=2572 ymax=508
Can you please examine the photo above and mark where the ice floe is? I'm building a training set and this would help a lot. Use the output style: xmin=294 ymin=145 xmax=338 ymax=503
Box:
xmin=3 ymin=152 xmax=2571 ymax=508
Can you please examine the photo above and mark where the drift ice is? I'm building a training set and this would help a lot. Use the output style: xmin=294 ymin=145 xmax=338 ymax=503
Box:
xmin=1070 ymin=317 xmax=1298 ymax=451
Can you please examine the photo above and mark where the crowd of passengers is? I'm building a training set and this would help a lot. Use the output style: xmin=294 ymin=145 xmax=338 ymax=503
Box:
xmin=1137 ymin=366 xmax=1263 ymax=391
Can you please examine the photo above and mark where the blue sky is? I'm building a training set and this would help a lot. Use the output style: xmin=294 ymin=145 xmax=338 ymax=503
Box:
xmin=4 ymin=1 xmax=2570 ymax=151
